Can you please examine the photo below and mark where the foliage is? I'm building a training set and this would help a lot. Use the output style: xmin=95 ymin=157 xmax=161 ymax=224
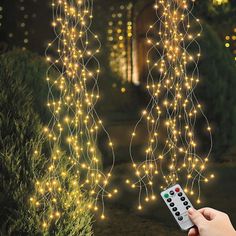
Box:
xmin=0 ymin=60 xmax=42 ymax=234
xmin=0 ymin=49 xmax=93 ymax=235
xmin=31 ymin=148 xmax=94 ymax=236
xmin=193 ymin=0 xmax=236 ymax=36
xmin=197 ymin=23 xmax=236 ymax=158
xmin=0 ymin=49 xmax=52 ymax=124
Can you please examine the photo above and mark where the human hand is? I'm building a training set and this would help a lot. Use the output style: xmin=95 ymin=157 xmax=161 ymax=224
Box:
xmin=188 ymin=207 xmax=236 ymax=236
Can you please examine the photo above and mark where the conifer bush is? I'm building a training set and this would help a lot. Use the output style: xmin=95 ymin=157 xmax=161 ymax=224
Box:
xmin=0 ymin=49 xmax=93 ymax=235
xmin=197 ymin=24 xmax=236 ymax=158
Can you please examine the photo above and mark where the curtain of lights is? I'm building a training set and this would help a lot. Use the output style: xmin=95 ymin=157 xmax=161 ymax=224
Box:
xmin=128 ymin=0 xmax=214 ymax=210
xmin=31 ymin=0 xmax=116 ymax=231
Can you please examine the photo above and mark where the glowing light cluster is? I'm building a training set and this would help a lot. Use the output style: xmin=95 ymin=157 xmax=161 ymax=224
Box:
xmin=18 ymin=0 xmax=29 ymax=48
xmin=2 ymin=0 xmax=37 ymax=48
xmin=213 ymin=0 xmax=229 ymax=5
xmin=107 ymin=3 xmax=133 ymax=82
xmin=225 ymin=28 xmax=236 ymax=61
xmin=15 ymin=0 xmax=34 ymax=49
xmin=31 ymin=0 xmax=115 ymax=231
xmin=129 ymin=0 xmax=213 ymax=210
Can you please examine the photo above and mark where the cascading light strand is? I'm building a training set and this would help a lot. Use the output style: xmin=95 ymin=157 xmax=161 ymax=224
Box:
xmin=129 ymin=0 xmax=213 ymax=210
xmin=31 ymin=0 xmax=116 ymax=231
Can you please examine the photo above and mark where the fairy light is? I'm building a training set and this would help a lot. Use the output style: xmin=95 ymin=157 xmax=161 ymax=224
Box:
xmin=225 ymin=28 xmax=236 ymax=61
xmin=129 ymin=0 xmax=213 ymax=209
xmin=4 ymin=0 xmax=34 ymax=48
xmin=31 ymin=0 xmax=116 ymax=232
xmin=107 ymin=3 xmax=133 ymax=82
xmin=17 ymin=0 xmax=31 ymax=49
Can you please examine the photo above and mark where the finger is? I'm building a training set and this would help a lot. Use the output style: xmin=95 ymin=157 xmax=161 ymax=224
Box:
xmin=188 ymin=208 xmax=207 ymax=227
xmin=188 ymin=227 xmax=199 ymax=236
xmin=198 ymin=207 xmax=219 ymax=220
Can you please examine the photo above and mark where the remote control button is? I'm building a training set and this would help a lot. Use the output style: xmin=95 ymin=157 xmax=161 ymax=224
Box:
xmin=167 ymin=198 xmax=172 ymax=202
xmin=178 ymin=192 xmax=183 ymax=197
xmin=175 ymin=212 xmax=180 ymax=216
xmin=170 ymin=203 xmax=175 ymax=207
xmin=175 ymin=187 xmax=180 ymax=192
xmin=183 ymin=201 xmax=188 ymax=206
xmin=180 ymin=197 xmax=185 ymax=201
xmin=178 ymin=216 xmax=183 ymax=221
xmin=164 ymin=193 xmax=169 ymax=198
xmin=173 ymin=207 xmax=177 ymax=212
xmin=186 ymin=206 xmax=191 ymax=210
xmin=170 ymin=190 xmax=174 ymax=195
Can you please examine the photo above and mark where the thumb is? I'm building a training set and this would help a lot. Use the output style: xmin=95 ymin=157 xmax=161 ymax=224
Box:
xmin=188 ymin=208 xmax=207 ymax=227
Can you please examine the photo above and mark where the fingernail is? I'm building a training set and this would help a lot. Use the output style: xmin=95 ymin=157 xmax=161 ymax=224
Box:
xmin=188 ymin=208 xmax=195 ymax=215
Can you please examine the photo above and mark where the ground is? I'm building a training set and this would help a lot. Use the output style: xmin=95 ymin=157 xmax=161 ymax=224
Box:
xmin=93 ymin=163 xmax=236 ymax=236
xmin=94 ymin=205 xmax=184 ymax=236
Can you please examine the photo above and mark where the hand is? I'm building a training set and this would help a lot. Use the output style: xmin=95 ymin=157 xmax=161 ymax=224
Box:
xmin=188 ymin=207 xmax=236 ymax=236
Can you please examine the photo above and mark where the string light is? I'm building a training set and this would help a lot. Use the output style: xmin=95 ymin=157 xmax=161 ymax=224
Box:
xmin=17 ymin=0 xmax=31 ymax=49
xmin=107 ymin=3 xmax=133 ymax=83
xmin=225 ymin=28 xmax=236 ymax=61
xmin=1 ymin=0 xmax=36 ymax=49
xmin=129 ymin=0 xmax=213 ymax=209
xmin=31 ymin=0 xmax=116 ymax=232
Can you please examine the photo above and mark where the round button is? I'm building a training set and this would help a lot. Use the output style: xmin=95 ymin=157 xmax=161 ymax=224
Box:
xmin=186 ymin=206 xmax=191 ymax=210
xmin=183 ymin=201 xmax=188 ymax=206
xmin=175 ymin=212 xmax=180 ymax=216
xmin=178 ymin=216 xmax=183 ymax=221
xmin=173 ymin=207 xmax=177 ymax=212
xmin=175 ymin=187 xmax=180 ymax=192
xmin=180 ymin=197 xmax=185 ymax=201
xmin=167 ymin=198 xmax=172 ymax=202
xmin=178 ymin=192 xmax=183 ymax=197
xmin=164 ymin=193 xmax=169 ymax=198
xmin=170 ymin=203 xmax=175 ymax=207
xmin=170 ymin=190 xmax=174 ymax=195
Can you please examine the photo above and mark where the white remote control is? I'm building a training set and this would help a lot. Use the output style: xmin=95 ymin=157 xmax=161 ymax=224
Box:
xmin=160 ymin=184 xmax=195 ymax=231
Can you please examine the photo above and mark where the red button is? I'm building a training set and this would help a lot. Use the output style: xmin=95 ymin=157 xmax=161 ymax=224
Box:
xmin=175 ymin=187 xmax=180 ymax=192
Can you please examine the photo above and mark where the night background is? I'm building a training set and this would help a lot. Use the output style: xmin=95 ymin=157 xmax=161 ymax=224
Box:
xmin=0 ymin=0 xmax=236 ymax=235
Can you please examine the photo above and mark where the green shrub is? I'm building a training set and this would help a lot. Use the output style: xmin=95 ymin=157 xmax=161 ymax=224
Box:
xmin=0 ymin=62 xmax=42 ymax=234
xmin=197 ymin=23 xmax=236 ymax=158
xmin=0 ymin=49 xmax=51 ymax=124
xmin=0 ymin=49 xmax=93 ymax=235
